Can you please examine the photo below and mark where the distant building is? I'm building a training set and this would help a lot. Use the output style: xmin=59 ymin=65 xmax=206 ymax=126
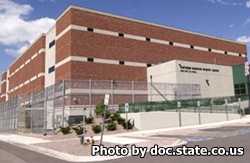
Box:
xmin=0 ymin=5 xmax=247 ymax=103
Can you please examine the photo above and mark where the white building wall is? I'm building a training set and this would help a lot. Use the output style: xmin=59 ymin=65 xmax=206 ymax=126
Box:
xmin=147 ymin=60 xmax=235 ymax=99
xmin=45 ymin=26 xmax=56 ymax=88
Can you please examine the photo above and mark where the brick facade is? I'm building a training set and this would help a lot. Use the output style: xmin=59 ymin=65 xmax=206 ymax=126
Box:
xmin=0 ymin=6 xmax=247 ymax=102
xmin=7 ymin=36 xmax=45 ymax=99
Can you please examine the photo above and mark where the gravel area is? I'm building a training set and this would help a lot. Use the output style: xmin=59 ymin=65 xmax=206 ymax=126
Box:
xmin=19 ymin=118 xmax=141 ymax=156
xmin=33 ymin=137 xmax=179 ymax=156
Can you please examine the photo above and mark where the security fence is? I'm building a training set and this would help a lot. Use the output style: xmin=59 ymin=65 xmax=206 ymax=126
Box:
xmin=0 ymin=79 xmax=201 ymax=134
xmin=118 ymin=95 xmax=250 ymax=114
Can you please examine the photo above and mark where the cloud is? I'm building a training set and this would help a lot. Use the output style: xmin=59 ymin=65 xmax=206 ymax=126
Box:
xmin=247 ymin=0 xmax=250 ymax=8
xmin=5 ymin=44 xmax=29 ymax=57
xmin=229 ymin=23 xmax=234 ymax=28
xmin=39 ymin=0 xmax=56 ymax=2
xmin=236 ymin=36 xmax=250 ymax=44
xmin=0 ymin=0 xmax=55 ymax=57
xmin=203 ymin=0 xmax=243 ymax=6
xmin=243 ymin=18 xmax=250 ymax=27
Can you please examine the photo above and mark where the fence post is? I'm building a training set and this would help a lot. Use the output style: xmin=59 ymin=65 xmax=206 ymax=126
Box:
xmin=150 ymin=76 xmax=152 ymax=101
xmin=177 ymin=101 xmax=182 ymax=127
xmin=30 ymin=93 xmax=34 ymax=134
xmin=44 ymin=87 xmax=48 ymax=135
xmin=210 ymin=99 xmax=212 ymax=114
xmin=62 ymin=80 xmax=65 ymax=127
xmin=89 ymin=79 xmax=92 ymax=116
xmin=238 ymin=98 xmax=242 ymax=119
xmin=197 ymin=101 xmax=201 ymax=125
xmin=52 ymin=84 xmax=55 ymax=135
xmin=132 ymin=81 xmax=135 ymax=103
xmin=225 ymin=99 xmax=228 ymax=121
xmin=111 ymin=80 xmax=114 ymax=110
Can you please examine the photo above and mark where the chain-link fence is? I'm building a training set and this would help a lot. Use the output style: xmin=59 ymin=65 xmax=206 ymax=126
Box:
xmin=0 ymin=80 xmax=202 ymax=134
xmin=118 ymin=95 xmax=250 ymax=114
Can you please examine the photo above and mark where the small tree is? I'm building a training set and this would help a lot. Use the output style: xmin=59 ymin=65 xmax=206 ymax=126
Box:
xmin=122 ymin=119 xmax=134 ymax=130
xmin=95 ymin=99 xmax=111 ymax=119
xmin=95 ymin=99 xmax=105 ymax=117
xmin=92 ymin=124 xmax=102 ymax=134
xmin=106 ymin=122 xmax=117 ymax=131
xmin=72 ymin=126 xmax=84 ymax=135
xmin=85 ymin=116 xmax=94 ymax=124
xmin=111 ymin=111 xmax=120 ymax=121
xmin=60 ymin=126 xmax=70 ymax=135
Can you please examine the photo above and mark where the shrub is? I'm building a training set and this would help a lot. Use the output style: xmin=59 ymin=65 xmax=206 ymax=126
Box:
xmin=85 ymin=116 xmax=94 ymax=124
xmin=117 ymin=117 xmax=125 ymax=125
xmin=111 ymin=112 xmax=120 ymax=121
xmin=106 ymin=122 xmax=117 ymax=131
xmin=92 ymin=124 xmax=102 ymax=134
xmin=95 ymin=99 xmax=105 ymax=117
xmin=122 ymin=119 xmax=134 ymax=130
xmin=60 ymin=126 xmax=70 ymax=135
xmin=102 ymin=110 xmax=112 ymax=119
xmin=72 ymin=126 xmax=84 ymax=135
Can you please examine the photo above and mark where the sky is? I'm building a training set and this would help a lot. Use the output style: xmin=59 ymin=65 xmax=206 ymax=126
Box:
xmin=0 ymin=0 xmax=250 ymax=75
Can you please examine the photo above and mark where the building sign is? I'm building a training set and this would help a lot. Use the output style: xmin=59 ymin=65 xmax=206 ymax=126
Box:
xmin=179 ymin=63 xmax=219 ymax=74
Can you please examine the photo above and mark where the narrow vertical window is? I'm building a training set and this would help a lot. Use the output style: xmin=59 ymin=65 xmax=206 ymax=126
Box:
xmin=48 ymin=66 xmax=55 ymax=73
xmin=49 ymin=40 xmax=55 ymax=48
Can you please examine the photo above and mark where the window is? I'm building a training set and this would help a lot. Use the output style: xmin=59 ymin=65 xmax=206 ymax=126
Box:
xmin=49 ymin=40 xmax=55 ymax=48
xmin=146 ymin=38 xmax=151 ymax=42
xmin=87 ymin=58 xmax=94 ymax=62
xmin=48 ymin=66 xmax=55 ymax=74
xmin=147 ymin=64 xmax=152 ymax=67
xmin=118 ymin=33 xmax=124 ymax=37
xmin=234 ymin=83 xmax=246 ymax=96
xmin=119 ymin=61 xmax=125 ymax=65
xmin=190 ymin=45 xmax=194 ymax=49
xmin=169 ymin=42 xmax=174 ymax=46
xmin=87 ymin=27 xmax=94 ymax=32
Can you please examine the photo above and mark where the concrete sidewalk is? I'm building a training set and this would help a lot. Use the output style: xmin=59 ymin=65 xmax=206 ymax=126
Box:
xmin=0 ymin=116 xmax=250 ymax=162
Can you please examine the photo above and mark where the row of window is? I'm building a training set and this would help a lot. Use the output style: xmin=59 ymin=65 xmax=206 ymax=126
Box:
xmin=50 ymin=25 xmax=245 ymax=58
xmin=49 ymin=57 xmax=153 ymax=73
xmin=83 ymin=27 xmax=244 ymax=57
xmin=86 ymin=58 xmax=152 ymax=67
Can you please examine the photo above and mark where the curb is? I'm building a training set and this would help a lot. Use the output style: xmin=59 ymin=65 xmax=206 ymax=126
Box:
xmin=0 ymin=116 xmax=249 ymax=162
xmin=5 ymin=138 xmax=186 ymax=162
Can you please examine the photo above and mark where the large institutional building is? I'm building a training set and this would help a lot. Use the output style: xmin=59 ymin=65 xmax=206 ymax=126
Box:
xmin=0 ymin=5 xmax=248 ymax=103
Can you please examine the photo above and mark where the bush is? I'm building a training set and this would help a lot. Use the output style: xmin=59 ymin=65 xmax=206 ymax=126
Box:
xmin=85 ymin=116 xmax=94 ymax=124
xmin=111 ymin=112 xmax=120 ymax=121
xmin=117 ymin=117 xmax=125 ymax=125
xmin=122 ymin=119 xmax=134 ymax=130
xmin=60 ymin=126 xmax=70 ymax=135
xmin=102 ymin=110 xmax=112 ymax=119
xmin=95 ymin=99 xmax=105 ymax=117
xmin=106 ymin=122 xmax=117 ymax=131
xmin=72 ymin=126 xmax=84 ymax=135
xmin=92 ymin=124 xmax=102 ymax=134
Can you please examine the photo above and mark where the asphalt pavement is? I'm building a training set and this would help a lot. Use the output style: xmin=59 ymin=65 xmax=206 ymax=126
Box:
xmin=0 ymin=116 xmax=250 ymax=162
